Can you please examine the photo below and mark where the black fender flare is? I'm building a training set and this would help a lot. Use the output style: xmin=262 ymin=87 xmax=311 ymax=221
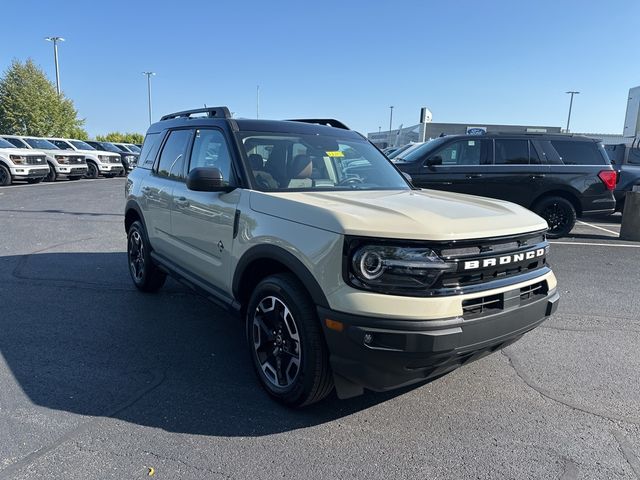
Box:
xmin=124 ymin=200 xmax=147 ymax=233
xmin=233 ymin=244 xmax=329 ymax=308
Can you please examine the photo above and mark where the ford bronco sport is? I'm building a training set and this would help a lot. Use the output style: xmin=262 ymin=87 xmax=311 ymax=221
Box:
xmin=125 ymin=107 xmax=559 ymax=407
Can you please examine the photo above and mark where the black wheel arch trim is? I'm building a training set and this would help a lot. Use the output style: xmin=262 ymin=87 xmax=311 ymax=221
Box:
xmin=124 ymin=200 xmax=147 ymax=233
xmin=233 ymin=244 xmax=329 ymax=309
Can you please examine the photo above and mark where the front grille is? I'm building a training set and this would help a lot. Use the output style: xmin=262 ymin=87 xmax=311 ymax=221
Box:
xmin=431 ymin=231 xmax=549 ymax=294
xmin=462 ymin=294 xmax=503 ymax=318
xmin=110 ymin=157 xmax=121 ymax=164
xmin=69 ymin=167 xmax=87 ymax=174
xmin=520 ymin=281 xmax=548 ymax=303
xmin=69 ymin=156 xmax=85 ymax=164
xmin=26 ymin=156 xmax=46 ymax=165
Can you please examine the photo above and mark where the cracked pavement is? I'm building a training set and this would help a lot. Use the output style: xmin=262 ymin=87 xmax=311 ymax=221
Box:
xmin=0 ymin=178 xmax=639 ymax=479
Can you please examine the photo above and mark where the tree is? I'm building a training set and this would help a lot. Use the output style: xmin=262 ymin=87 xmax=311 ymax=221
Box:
xmin=0 ymin=59 xmax=86 ymax=137
xmin=96 ymin=132 xmax=144 ymax=144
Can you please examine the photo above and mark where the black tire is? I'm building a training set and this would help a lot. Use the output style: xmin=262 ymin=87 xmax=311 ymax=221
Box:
xmin=68 ymin=176 xmax=82 ymax=181
xmin=0 ymin=164 xmax=12 ymax=186
xmin=126 ymin=220 xmax=166 ymax=292
xmin=246 ymin=273 xmax=333 ymax=407
xmin=85 ymin=162 xmax=99 ymax=179
xmin=27 ymin=178 xmax=43 ymax=184
xmin=44 ymin=164 xmax=57 ymax=182
xmin=533 ymin=196 xmax=577 ymax=239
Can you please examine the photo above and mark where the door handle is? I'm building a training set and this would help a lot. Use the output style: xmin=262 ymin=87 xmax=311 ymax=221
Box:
xmin=466 ymin=174 xmax=482 ymax=179
xmin=174 ymin=197 xmax=189 ymax=207
xmin=530 ymin=174 xmax=546 ymax=180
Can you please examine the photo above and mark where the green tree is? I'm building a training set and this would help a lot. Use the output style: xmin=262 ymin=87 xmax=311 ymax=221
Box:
xmin=0 ymin=59 xmax=85 ymax=137
xmin=96 ymin=131 xmax=144 ymax=144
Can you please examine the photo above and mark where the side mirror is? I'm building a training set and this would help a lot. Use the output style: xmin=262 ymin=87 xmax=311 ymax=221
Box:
xmin=186 ymin=167 xmax=234 ymax=192
xmin=425 ymin=155 xmax=443 ymax=167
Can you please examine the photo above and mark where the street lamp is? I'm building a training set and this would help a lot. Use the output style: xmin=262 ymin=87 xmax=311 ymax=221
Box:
xmin=45 ymin=36 xmax=64 ymax=96
xmin=565 ymin=91 xmax=580 ymax=133
xmin=143 ymin=72 xmax=156 ymax=125
xmin=388 ymin=106 xmax=394 ymax=146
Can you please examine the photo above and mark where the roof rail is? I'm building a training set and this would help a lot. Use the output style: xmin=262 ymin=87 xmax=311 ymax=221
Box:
xmin=287 ymin=118 xmax=351 ymax=130
xmin=160 ymin=107 xmax=232 ymax=121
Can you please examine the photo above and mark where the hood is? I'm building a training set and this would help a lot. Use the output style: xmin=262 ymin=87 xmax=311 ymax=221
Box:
xmin=0 ymin=147 xmax=49 ymax=158
xmin=249 ymin=189 xmax=548 ymax=241
xmin=70 ymin=148 xmax=116 ymax=158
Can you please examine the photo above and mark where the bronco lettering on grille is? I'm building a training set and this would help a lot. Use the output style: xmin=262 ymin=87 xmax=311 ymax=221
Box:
xmin=463 ymin=248 xmax=545 ymax=271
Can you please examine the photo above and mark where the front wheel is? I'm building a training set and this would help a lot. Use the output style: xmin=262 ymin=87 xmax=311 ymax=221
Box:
xmin=0 ymin=165 xmax=12 ymax=186
xmin=44 ymin=164 xmax=57 ymax=182
xmin=85 ymin=162 xmax=99 ymax=179
xmin=246 ymin=273 xmax=333 ymax=407
xmin=127 ymin=220 xmax=166 ymax=292
xmin=533 ymin=196 xmax=577 ymax=239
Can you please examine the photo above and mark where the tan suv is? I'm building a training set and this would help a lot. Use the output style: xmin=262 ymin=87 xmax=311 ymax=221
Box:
xmin=124 ymin=107 xmax=559 ymax=407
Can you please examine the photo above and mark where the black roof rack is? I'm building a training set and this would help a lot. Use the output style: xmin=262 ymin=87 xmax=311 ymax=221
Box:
xmin=287 ymin=118 xmax=351 ymax=130
xmin=160 ymin=107 xmax=232 ymax=121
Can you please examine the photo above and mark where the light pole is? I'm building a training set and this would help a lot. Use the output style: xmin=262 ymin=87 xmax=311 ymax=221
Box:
xmin=143 ymin=72 xmax=156 ymax=125
xmin=45 ymin=37 xmax=64 ymax=96
xmin=388 ymin=106 xmax=394 ymax=146
xmin=565 ymin=91 xmax=580 ymax=133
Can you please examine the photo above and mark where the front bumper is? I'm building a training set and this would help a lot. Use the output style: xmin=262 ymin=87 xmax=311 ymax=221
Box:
xmin=320 ymin=289 xmax=559 ymax=398
xmin=56 ymin=165 xmax=88 ymax=175
xmin=10 ymin=167 xmax=50 ymax=179
xmin=98 ymin=164 xmax=124 ymax=174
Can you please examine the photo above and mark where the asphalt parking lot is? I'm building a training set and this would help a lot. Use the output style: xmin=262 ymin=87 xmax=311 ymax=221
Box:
xmin=0 ymin=178 xmax=639 ymax=480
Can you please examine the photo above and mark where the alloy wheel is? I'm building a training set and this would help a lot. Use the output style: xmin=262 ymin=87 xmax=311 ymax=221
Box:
xmin=128 ymin=229 xmax=145 ymax=282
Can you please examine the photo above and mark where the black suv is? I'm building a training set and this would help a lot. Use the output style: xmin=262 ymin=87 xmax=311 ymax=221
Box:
xmin=604 ymin=140 xmax=640 ymax=211
xmin=85 ymin=140 xmax=137 ymax=174
xmin=394 ymin=133 xmax=617 ymax=237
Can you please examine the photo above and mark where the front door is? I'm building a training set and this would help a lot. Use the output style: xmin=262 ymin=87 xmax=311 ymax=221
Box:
xmin=170 ymin=128 xmax=240 ymax=293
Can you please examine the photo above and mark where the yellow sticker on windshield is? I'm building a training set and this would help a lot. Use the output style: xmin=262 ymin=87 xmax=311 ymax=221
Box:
xmin=326 ymin=151 xmax=344 ymax=158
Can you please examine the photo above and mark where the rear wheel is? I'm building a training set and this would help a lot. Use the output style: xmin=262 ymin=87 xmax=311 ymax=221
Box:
xmin=85 ymin=162 xmax=99 ymax=179
xmin=44 ymin=164 xmax=57 ymax=182
xmin=0 ymin=165 xmax=12 ymax=186
xmin=534 ymin=196 xmax=576 ymax=239
xmin=127 ymin=220 xmax=167 ymax=292
xmin=246 ymin=273 xmax=333 ymax=407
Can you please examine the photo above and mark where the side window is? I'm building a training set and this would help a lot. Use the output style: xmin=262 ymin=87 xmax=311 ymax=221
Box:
xmin=495 ymin=139 xmax=530 ymax=165
xmin=156 ymin=129 xmax=192 ymax=180
xmin=138 ymin=133 xmax=162 ymax=169
xmin=431 ymin=139 xmax=491 ymax=166
xmin=550 ymin=140 xmax=606 ymax=165
xmin=188 ymin=129 xmax=234 ymax=183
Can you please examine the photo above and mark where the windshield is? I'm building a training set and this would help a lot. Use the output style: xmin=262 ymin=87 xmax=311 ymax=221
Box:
xmin=0 ymin=138 xmax=16 ymax=149
xmin=99 ymin=142 xmax=121 ymax=153
xmin=387 ymin=143 xmax=417 ymax=159
xmin=127 ymin=144 xmax=141 ymax=153
xmin=113 ymin=144 xmax=130 ymax=152
xmin=71 ymin=140 xmax=95 ymax=150
xmin=398 ymin=137 xmax=447 ymax=162
xmin=24 ymin=138 xmax=59 ymax=150
xmin=238 ymin=132 xmax=410 ymax=192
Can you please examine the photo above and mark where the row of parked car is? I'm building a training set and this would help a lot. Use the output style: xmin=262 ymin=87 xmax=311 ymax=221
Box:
xmin=382 ymin=132 xmax=630 ymax=237
xmin=0 ymin=135 xmax=142 ymax=185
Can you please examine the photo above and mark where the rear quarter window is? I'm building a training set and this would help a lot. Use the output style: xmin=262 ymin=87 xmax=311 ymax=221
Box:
xmin=550 ymin=140 xmax=607 ymax=165
xmin=138 ymin=133 xmax=162 ymax=169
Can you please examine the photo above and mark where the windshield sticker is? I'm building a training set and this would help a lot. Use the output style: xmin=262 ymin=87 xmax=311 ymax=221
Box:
xmin=326 ymin=151 xmax=344 ymax=158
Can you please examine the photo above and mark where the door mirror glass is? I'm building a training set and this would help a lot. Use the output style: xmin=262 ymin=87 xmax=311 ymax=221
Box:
xmin=186 ymin=167 xmax=234 ymax=192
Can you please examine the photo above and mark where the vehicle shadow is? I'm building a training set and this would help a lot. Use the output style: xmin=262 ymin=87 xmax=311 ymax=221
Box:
xmin=0 ymin=252 xmax=419 ymax=438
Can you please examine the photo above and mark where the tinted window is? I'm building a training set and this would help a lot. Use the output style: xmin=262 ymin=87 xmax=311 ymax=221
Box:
xmin=400 ymin=137 xmax=448 ymax=162
xmin=70 ymin=140 xmax=95 ymax=150
xmin=0 ymin=138 xmax=16 ymax=148
xmin=138 ymin=133 xmax=162 ymax=169
xmin=51 ymin=140 xmax=73 ymax=150
xmin=550 ymin=140 xmax=606 ymax=165
xmin=431 ymin=139 xmax=491 ymax=166
xmin=156 ymin=130 xmax=191 ymax=179
xmin=495 ymin=139 xmax=530 ymax=164
xmin=25 ymin=138 xmax=59 ymax=150
xmin=188 ymin=129 xmax=234 ymax=183
xmin=529 ymin=142 xmax=542 ymax=164
xmin=629 ymin=147 xmax=640 ymax=166
xmin=4 ymin=138 xmax=28 ymax=149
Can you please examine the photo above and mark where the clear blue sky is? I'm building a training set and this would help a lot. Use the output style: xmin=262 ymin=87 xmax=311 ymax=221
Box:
xmin=1 ymin=0 xmax=639 ymax=137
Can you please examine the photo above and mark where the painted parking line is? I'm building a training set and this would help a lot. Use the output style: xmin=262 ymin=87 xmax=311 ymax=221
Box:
xmin=0 ymin=179 xmax=104 ymax=190
xmin=550 ymin=241 xmax=640 ymax=248
xmin=575 ymin=220 xmax=620 ymax=236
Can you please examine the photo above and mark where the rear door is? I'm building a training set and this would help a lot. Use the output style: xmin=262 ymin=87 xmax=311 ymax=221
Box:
xmin=170 ymin=128 xmax=241 ymax=293
xmin=475 ymin=138 xmax=550 ymax=207
xmin=140 ymin=129 xmax=192 ymax=257
xmin=410 ymin=137 xmax=493 ymax=196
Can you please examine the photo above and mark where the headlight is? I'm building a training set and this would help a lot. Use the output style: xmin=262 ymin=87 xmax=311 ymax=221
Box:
xmin=98 ymin=155 xmax=109 ymax=162
xmin=9 ymin=155 xmax=26 ymax=164
xmin=55 ymin=155 xmax=70 ymax=164
xmin=348 ymin=244 xmax=454 ymax=294
xmin=125 ymin=155 xmax=135 ymax=161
